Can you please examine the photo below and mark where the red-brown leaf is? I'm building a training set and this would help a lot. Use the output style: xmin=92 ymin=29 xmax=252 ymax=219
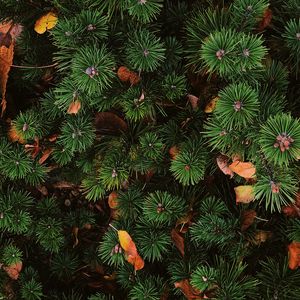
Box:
xmin=288 ymin=241 xmax=300 ymax=270
xmin=216 ymin=155 xmax=234 ymax=178
xmin=171 ymin=229 xmax=185 ymax=257
xmin=258 ymin=8 xmax=272 ymax=31
xmin=3 ymin=261 xmax=22 ymax=280
xmin=241 ymin=210 xmax=256 ymax=231
xmin=174 ymin=279 xmax=202 ymax=300
xmin=94 ymin=112 xmax=127 ymax=134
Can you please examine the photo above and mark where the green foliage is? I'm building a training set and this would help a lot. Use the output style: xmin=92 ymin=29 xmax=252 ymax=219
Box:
xmin=259 ymin=113 xmax=300 ymax=166
xmin=2 ymin=245 xmax=22 ymax=265
xmin=143 ymin=191 xmax=186 ymax=225
xmin=125 ymin=28 xmax=165 ymax=72
xmin=20 ymin=278 xmax=43 ymax=300
xmin=215 ymin=83 xmax=259 ymax=130
xmin=127 ymin=0 xmax=163 ymax=23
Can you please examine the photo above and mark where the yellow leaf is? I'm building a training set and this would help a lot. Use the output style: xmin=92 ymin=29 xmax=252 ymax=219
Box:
xmin=204 ymin=96 xmax=219 ymax=113
xmin=34 ymin=12 xmax=58 ymax=34
xmin=229 ymin=161 xmax=256 ymax=179
xmin=118 ymin=230 xmax=132 ymax=251
xmin=234 ymin=185 xmax=255 ymax=204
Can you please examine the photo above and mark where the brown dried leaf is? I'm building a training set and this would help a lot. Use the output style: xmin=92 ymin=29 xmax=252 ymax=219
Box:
xmin=288 ymin=241 xmax=300 ymax=270
xmin=174 ymin=279 xmax=202 ymax=300
xmin=229 ymin=161 xmax=256 ymax=179
xmin=94 ymin=112 xmax=127 ymax=134
xmin=187 ymin=94 xmax=199 ymax=110
xmin=204 ymin=96 xmax=219 ymax=113
xmin=0 ymin=42 xmax=14 ymax=116
xmin=216 ymin=155 xmax=234 ymax=178
xmin=72 ymin=226 xmax=79 ymax=248
xmin=52 ymin=181 xmax=76 ymax=189
xmin=171 ymin=229 xmax=185 ymax=257
xmin=241 ymin=210 xmax=256 ymax=231
xmin=253 ymin=230 xmax=272 ymax=245
xmin=108 ymin=191 xmax=118 ymax=209
xmin=258 ymin=8 xmax=272 ymax=31
xmin=39 ymin=148 xmax=53 ymax=164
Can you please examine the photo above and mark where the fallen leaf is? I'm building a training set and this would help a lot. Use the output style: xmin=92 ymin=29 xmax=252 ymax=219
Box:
xmin=234 ymin=185 xmax=255 ymax=204
xmin=94 ymin=112 xmax=127 ymax=134
xmin=0 ymin=40 xmax=14 ymax=117
xmin=282 ymin=192 xmax=300 ymax=217
xmin=39 ymin=148 xmax=53 ymax=164
xmin=3 ymin=261 xmax=22 ymax=280
xmin=174 ymin=279 xmax=202 ymax=300
xmin=229 ymin=161 xmax=256 ymax=179
xmin=36 ymin=185 xmax=48 ymax=196
xmin=52 ymin=181 xmax=76 ymax=189
xmin=117 ymin=66 xmax=131 ymax=82
xmin=34 ymin=12 xmax=58 ymax=34
xmin=67 ymin=100 xmax=81 ymax=114
xmin=171 ymin=229 xmax=185 ymax=256
xmin=241 ymin=210 xmax=256 ymax=231
xmin=108 ymin=191 xmax=118 ymax=209
xmin=204 ymin=96 xmax=219 ymax=113
xmin=175 ymin=212 xmax=193 ymax=233
xmin=0 ymin=22 xmax=22 ymax=48
xmin=72 ymin=226 xmax=79 ymax=248
xmin=187 ymin=94 xmax=199 ymax=110
xmin=8 ymin=124 xmax=25 ymax=143
xmin=288 ymin=241 xmax=300 ymax=270
xmin=216 ymin=155 xmax=234 ymax=178
xmin=258 ymin=8 xmax=272 ymax=31
xmin=253 ymin=230 xmax=272 ymax=245
xmin=118 ymin=230 xmax=144 ymax=271
xmin=169 ymin=145 xmax=179 ymax=160
xmin=129 ymin=71 xmax=141 ymax=86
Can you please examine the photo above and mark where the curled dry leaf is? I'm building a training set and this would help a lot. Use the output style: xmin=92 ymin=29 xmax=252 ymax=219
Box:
xmin=67 ymin=100 xmax=81 ymax=114
xmin=8 ymin=124 xmax=25 ymax=143
xmin=258 ymin=8 xmax=272 ymax=31
xmin=118 ymin=230 xmax=144 ymax=271
xmin=282 ymin=192 xmax=300 ymax=217
xmin=72 ymin=226 xmax=79 ymax=248
xmin=253 ymin=230 xmax=272 ymax=245
xmin=94 ymin=112 xmax=127 ymax=134
xmin=171 ymin=228 xmax=185 ymax=257
xmin=169 ymin=145 xmax=179 ymax=160
xmin=187 ymin=94 xmax=199 ymax=110
xmin=229 ymin=161 xmax=256 ymax=179
xmin=117 ymin=66 xmax=141 ymax=86
xmin=288 ymin=241 xmax=300 ymax=270
xmin=175 ymin=212 xmax=193 ymax=233
xmin=39 ymin=148 xmax=53 ymax=164
xmin=3 ymin=261 xmax=22 ymax=280
xmin=108 ymin=191 xmax=118 ymax=209
xmin=204 ymin=96 xmax=219 ymax=113
xmin=34 ymin=12 xmax=58 ymax=34
xmin=241 ymin=210 xmax=256 ymax=231
xmin=234 ymin=185 xmax=255 ymax=204
xmin=216 ymin=155 xmax=234 ymax=178
xmin=174 ymin=279 xmax=202 ymax=300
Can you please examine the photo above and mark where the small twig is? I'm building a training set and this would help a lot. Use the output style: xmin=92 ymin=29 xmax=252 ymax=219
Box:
xmin=11 ymin=62 xmax=58 ymax=69
xmin=109 ymin=223 xmax=118 ymax=231
xmin=255 ymin=216 xmax=269 ymax=222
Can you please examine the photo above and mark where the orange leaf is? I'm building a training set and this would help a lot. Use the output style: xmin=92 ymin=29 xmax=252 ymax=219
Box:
xmin=67 ymin=100 xmax=81 ymax=114
xmin=8 ymin=124 xmax=25 ymax=143
xmin=282 ymin=192 xmax=300 ymax=217
xmin=34 ymin=12 xmax=58 ymax=34
xmin=169 ymin=145 xmax=180 ymax=160
xmin=108 ymin=191 xmax=118 ymax=209
xmin=258 ymin=8 xmax=272 ymax=31
xmin=234 ymin=185 xmax=255 ymax=204
xmin=229 ymin=161 xmax=256 ymax=179
xmin=129 ymin=71 xmax=141 ymax=86
xmin=0 ymin=42 xmax=14 ymax=117
xmin=39 ymin=148 xmax=53 ymax=164
xmin=118 ymin=230 xmax=144 ymax=271
xmin=171 ymin=229 xmax=185 ymax=256
xmin=216 ymin=155 xmax=234 ymax=178
xmin=3 ymin=261 xmax=22 ymax=280
xmin=117 ymin=66 xmax=131 ymax=82
xmin=288 ymin=241 xmax=300 ymax=270
xmin=174 ymin=279 xmax=202 ymax=300
xmin=241 ymin=210 xmax=256 ymax=231
xmin=204 ymin=96 xmax=219 ymax=113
